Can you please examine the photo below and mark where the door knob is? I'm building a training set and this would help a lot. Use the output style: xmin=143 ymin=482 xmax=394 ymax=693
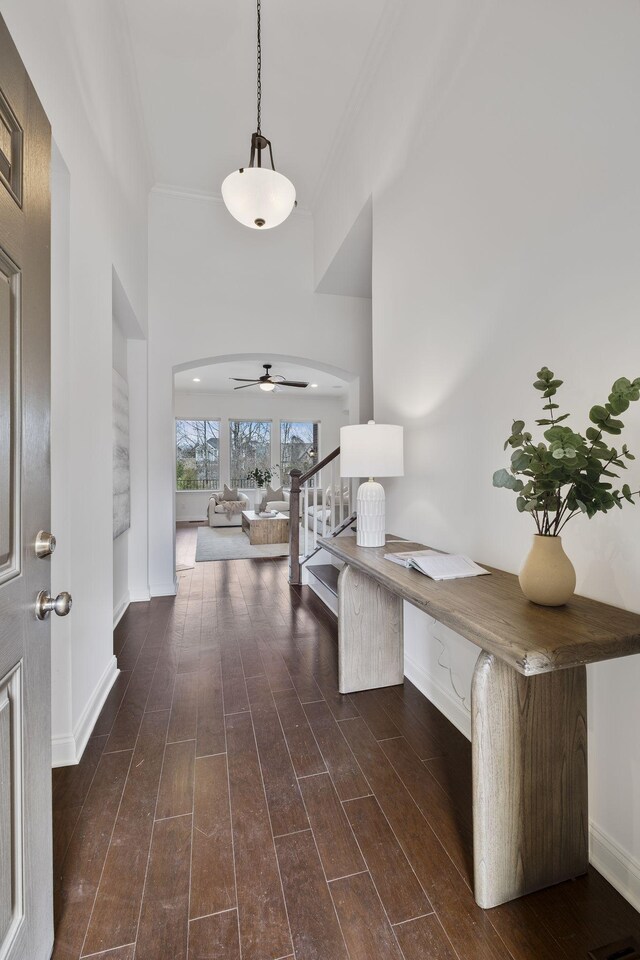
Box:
xmin=35 ymin=530 xmax=57 ymax=558
xmin=35 ymin=590 xmax=72 ymax=620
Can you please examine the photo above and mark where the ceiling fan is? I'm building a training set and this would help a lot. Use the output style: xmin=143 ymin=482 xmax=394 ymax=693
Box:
xmin=230 ymin=363 xmax=309 ymax=392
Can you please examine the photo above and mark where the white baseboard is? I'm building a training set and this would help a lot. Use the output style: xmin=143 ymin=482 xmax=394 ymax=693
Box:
xmin=176 ymin=514 xmax=207 ymax=522
xmin=51 ymin=655 xmax=119 ymax=767
xmin=150 ymin=578 xmax=178 ymax=597
xmin=113 ymin=592 xmax=130 ymax=628
xmin=590 ymin=821 xmax=640 ymax=912
xmin=404 ymin=651 xmax=471 ymax=741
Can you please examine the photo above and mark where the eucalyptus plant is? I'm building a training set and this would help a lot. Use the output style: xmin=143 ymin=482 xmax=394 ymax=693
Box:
xmin=246 ymin=464 xmax=279 ymax=488
xmin=493 ymin=367 xmax=640 ymax=536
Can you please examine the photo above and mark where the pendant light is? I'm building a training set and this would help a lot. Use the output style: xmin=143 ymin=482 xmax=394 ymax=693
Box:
xmin=221 ymin=0 xmax=296 ymax=230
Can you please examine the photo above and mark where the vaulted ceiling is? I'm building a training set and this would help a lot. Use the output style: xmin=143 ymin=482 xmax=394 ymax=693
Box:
xmin=121 ymin=0 xmax=389 ymax=209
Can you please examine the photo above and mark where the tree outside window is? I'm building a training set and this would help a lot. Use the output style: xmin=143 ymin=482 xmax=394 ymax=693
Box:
xmin=230 ymin=420 xmax=271 ymax=487
xmin=176 ymin=419 xmax=220 ymax=490
xmin=280 ymin=421 xmax=320 ymax=484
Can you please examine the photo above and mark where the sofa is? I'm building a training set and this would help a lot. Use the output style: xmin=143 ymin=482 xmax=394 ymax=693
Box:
xmin=207 ymin=490 xmax=250 ymax=527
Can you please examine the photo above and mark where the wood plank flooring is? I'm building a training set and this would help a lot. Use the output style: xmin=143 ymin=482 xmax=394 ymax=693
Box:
xmin=52 ymin=523 xmax=640 ymax=960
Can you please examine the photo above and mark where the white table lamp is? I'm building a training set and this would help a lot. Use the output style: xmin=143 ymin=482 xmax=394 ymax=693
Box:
xmin=340 ymin=421 xmax=404 ymax=547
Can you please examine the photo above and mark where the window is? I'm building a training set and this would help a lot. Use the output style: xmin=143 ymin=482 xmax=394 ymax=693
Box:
xmin=176 ymin=419 xmax=220 ymax=490
xmin=229 ymin=419 xmax=271 ymax=487
xmin=280 ymin=421 xmax=320 ymax=484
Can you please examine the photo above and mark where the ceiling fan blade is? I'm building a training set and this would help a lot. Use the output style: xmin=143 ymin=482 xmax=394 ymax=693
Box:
xmin=233 ymin=383 xmax=258 ymax=390
xmin=279 ymin=381 xmax=309 ymax=388
xmin=230 ymin=378 xmax=260 ymax=383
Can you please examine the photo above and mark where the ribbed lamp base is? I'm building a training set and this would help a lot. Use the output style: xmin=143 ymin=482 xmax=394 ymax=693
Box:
xmin=356 ymin=480 xmax=386 ymax=548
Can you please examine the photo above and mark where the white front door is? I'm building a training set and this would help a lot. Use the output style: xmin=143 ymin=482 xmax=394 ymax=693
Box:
xmin=0 ymin=15 xmax=57 ymax=960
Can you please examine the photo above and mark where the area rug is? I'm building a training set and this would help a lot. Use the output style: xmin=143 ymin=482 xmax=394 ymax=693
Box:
xmin=195 ymin=525 xmax=290 ymax=562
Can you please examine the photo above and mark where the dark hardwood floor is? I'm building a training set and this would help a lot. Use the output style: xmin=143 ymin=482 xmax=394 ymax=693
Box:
xmin=51 ymin=523 xmax=640 ymax=959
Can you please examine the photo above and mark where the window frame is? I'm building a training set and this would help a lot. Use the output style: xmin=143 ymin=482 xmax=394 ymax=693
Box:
xmin=279 ymin=419 xmax=321 ymax=486
xmin=228 ymin=418 xmax=273 ymax=489
xmin=175 ymin=417 xmax=221 ymax=492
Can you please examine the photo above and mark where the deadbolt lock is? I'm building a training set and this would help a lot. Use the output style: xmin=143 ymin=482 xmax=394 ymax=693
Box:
xmin=35 ymin=531 xmax=57 ymax=558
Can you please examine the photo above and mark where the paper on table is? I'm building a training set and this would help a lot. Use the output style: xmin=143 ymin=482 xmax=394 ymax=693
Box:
xmin=384 ymin=549 xmax=442 ymax=568
xmin=384 ymin=549 xmax=489 ymax=580
xmin=411 ymin=554 xmax=489 ymax=580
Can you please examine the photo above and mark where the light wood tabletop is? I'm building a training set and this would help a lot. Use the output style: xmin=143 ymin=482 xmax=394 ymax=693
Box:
xmin=320 ymin=536 xmax=640 ymax=676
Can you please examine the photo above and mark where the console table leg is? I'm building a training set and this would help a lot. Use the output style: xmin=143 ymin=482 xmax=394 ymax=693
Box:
xmin=338 ymin=564 xmax=404 ymax=693
xmin=471 ymin=650 xmax=588 ymax=909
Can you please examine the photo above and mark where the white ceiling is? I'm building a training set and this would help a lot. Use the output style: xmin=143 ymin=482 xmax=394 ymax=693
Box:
xmin=174 ymin=359 xmax=348 ymax=397
xmin=120 ymin=0 xmax=388 ymax=208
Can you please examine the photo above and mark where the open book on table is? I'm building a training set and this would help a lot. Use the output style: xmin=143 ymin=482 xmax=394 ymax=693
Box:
xmin=384 ymin=549 xmax=489 ymax=581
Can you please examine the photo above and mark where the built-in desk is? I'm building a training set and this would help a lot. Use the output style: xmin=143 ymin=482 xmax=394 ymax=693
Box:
xmin=319 ymin=535 xmax=640 ymax=909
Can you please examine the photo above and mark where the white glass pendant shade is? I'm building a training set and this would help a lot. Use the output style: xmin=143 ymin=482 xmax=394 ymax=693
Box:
xmin=259 ymin=381 xmax=275 ymax=391
xmin=221 ymin=166 xmax=296 ymax=230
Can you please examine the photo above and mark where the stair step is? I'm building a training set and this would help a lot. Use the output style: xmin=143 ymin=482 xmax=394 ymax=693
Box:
xmin=307 ymin=564 xmax=340 ymax=597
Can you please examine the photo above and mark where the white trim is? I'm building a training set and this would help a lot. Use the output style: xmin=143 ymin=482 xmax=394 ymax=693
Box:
xmin=51 ymin=656 xmax=119 ymax=767
xmin=113 ymin=592 xmax=130 ymax=629
xmin=589 ymin=821 xmax=640 ymax=913
xmin=403 ymin=651 xmax=471 ymax=741
xmin=150 ymin=577 xmax=178 ymax=597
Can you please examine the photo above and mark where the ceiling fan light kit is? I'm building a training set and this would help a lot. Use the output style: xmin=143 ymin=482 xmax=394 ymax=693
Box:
xmin=222 ymin=0 xmax=296 ymax=230
xmin=230 ymin=363 xmax=309 ymax=391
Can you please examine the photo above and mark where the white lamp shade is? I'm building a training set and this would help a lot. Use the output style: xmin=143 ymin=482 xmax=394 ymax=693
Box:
xmin=340 ymin=422 xmax=404 ymax=478
xmin=221 ymin=167 xmax=296 ymax=229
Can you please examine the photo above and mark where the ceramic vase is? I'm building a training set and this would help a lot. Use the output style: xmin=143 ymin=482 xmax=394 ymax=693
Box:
xmin=519 ymin=534 xmax=576 ymax=606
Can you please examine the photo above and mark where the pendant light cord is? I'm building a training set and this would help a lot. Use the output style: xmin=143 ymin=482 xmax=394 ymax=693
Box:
xmin=256 ymin=0 xmax=262 ymax=134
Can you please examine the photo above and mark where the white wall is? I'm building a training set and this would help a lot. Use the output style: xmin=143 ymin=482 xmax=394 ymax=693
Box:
xmin=148 ymin=189 xmax=372 ymax=594
xmin=174 ymin=389 xmax=348 ymax=520
xmin=315 ymin=0 xmax=640 ymax=908
xmin=0 ymin=0 xmax=151 ymax=764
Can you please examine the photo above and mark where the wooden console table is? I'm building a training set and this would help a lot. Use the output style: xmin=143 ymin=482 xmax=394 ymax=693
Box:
xmin=319 ymin=535 xmax=640 ymax=910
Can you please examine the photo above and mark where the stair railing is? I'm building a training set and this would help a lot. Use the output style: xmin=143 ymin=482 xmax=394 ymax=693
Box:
xmin=289 ymin=446 xmax=354 ymax=584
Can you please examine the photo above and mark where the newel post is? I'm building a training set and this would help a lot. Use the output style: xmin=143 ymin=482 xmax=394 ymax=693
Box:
xmin=289 ymin=469 xmax=302 ymax=584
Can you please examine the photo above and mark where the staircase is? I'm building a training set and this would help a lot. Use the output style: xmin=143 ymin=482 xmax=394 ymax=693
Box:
xmin=288 ymin=446 xmax=356 ymax=596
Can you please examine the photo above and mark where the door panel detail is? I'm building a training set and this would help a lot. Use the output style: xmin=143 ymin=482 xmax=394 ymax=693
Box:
xmin=0 ymin=662 xmax=24 ymax=960
xmin=0 ymin=248 xmax=20 ymax=585
xmin=0 ymin=89 xmax=22 ymax=206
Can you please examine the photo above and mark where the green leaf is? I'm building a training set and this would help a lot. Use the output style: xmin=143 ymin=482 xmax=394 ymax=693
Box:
xmin=512 ymin=420 xmax=525 ymax=434
xmin=607 ymin=395 xmax=630 ymax=415
xmin=590 ymin=405 xmax=609 ymax=424
xmin=622 ymin=483 xmax=635 ymax=504
xmin=493 ymin=468 xmax=514 ymax=489
xmin=600 ymin=419 xmax=624 ymax=435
